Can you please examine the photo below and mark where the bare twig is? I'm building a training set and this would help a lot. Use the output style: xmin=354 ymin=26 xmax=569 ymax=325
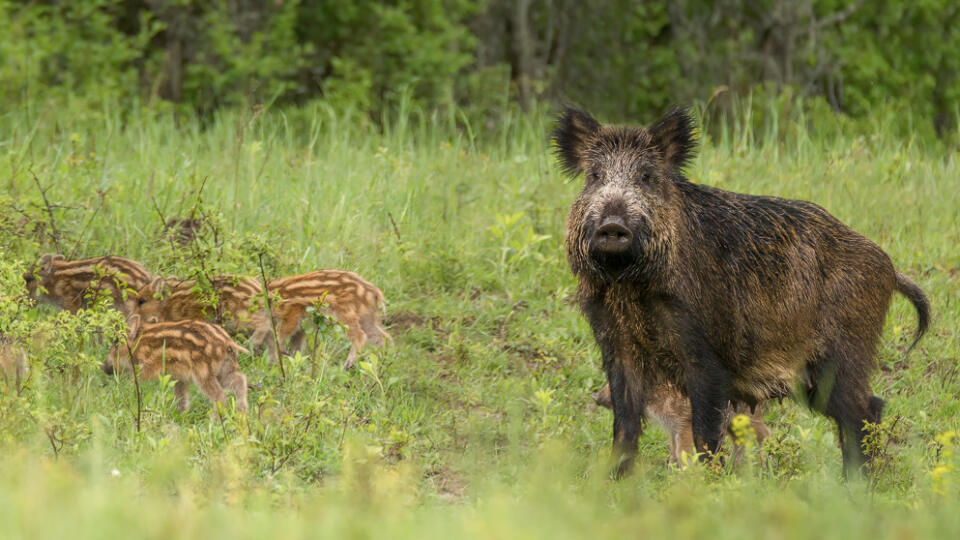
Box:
xmin=195 ymin=175 xmax=210 ymax=203
xmin=387 ymin=210 xmax=403 ymax=244
xmin=150 ymin=196 xmax=168 ymax=228
xmin=150 ymin=196 xmax=180 ymax=253
xmin=269 ymin=409 xmax=319 ymax=474
xmin=257 ymin=252 xmax=286 ymax=381
xmin=121 ymin=332 xmax=144 ymax=433
xmin=44 ymin=425 xmax=61 ymax=458
xmin=311 ymin=322 xmax=321 ymax=379
xmin=29 ymin=169 xmax=63 ymax=254
xmin=338 ymin=414 xmax=349 ymax=449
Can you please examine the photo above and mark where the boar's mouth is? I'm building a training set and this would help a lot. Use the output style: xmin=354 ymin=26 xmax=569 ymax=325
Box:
xmin=591 ymin=250 xmax=639 ymax=278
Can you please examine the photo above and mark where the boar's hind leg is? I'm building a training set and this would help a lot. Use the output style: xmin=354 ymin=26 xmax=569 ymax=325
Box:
xmin=607 ymin=364 xmax=646 ymax=478
xmin=683 ymin=344 xmax=732 ymax=460
xmin=808 ymin=355 xmax=880 ymax=478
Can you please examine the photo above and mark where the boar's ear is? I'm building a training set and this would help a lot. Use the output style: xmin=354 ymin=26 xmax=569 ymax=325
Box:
xmin=126 ymin=314 xmax=142 ymax=341
xmin=552 ymin=105 xmax=602 ymax=176
xmin=649 ymin=107 xmax=697 ymax=170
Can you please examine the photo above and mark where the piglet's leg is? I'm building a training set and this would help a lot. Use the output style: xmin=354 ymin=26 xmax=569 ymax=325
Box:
xmin=286 ymin=328 xmax=307 ymax=355
xmin=221 ymin=370 xmax=248 ymax=413
xmin=671 ymin=425 xmax=696 ymax=465
xmin=197 ymin=376 xmax=228 ymax=418
xmin=342 ymin=313 xmax=368 ymax=370
xmin=173 ymin=380 xmax=191 ymax=413
xmin=248 ymin=315 xmax=271 ymax=357
xmin=359 ymin=312 xmax=388 ymax=347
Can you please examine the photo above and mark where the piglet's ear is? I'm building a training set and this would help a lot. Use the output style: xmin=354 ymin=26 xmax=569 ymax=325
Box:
xmin=126 ymin=314 xmax=142 ymax=342
xmin=649 ymin=107 xmax=697 ymax=170
xmin=39 ymin=253 xmax=63 ymax=273
xmin=552 ymin=105 xmax=602 ymax=177
xmin=149 ymin=276 xmax=167 ymax=296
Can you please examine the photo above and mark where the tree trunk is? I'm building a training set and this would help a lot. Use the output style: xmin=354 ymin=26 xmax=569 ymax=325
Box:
xmin=512 ymin=0 xmax=534 ymax=110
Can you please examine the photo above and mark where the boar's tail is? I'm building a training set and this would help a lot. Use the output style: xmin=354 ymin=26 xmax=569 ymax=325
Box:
xmin=895 ymin=271 xmax=930 ymax=353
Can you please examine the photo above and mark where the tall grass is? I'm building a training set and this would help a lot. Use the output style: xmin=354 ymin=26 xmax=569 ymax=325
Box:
xmin=1 ymin=97 xmax=959 ymax=538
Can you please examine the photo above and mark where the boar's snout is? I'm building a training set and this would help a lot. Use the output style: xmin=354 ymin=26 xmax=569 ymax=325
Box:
xmin=594 ymin=216 xmax=632 ymax=254
xmin=101 ymin=359 xmax=114 ymax=375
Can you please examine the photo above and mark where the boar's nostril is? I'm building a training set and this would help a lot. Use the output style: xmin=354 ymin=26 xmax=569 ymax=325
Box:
xmin=594 ymin=217 xmax=632 ymax=253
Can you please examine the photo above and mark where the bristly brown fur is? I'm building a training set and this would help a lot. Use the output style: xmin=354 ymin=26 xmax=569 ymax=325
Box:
xmin=250 ymin=270 xmax=389 ymax=369
xmin=648 ymin=106 xmax=697 ymax=170
xmin=102 ymin=316 xmax=248 ymax=415
xmin=552 ymin=105 xmax=697 ymax=177
xmin=23 ymin=254 xmax=153 ymax=316
xmin=134 ymin=275 xmax=262 ymax=334
xmin=552 ymin=105 xmax=602 ymax=177
xmin=555 ymin=106 xmax=931 ymax=478
xmin=163 ymin=218 xmax=205 ymax=246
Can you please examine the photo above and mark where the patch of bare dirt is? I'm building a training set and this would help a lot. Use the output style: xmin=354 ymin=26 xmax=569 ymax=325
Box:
xmin=423 ymin=467 xmax=466 ymax=501
xmin=384 ymin=311 xmax=426 ymax=331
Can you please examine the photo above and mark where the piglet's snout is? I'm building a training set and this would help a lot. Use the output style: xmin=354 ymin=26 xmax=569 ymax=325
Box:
xmin=594 ymin=216 xmax=632 ymax=254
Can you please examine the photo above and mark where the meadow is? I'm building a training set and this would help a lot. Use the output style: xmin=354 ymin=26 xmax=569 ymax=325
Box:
xmin=1 ymin=98 xmax=959 ymax=539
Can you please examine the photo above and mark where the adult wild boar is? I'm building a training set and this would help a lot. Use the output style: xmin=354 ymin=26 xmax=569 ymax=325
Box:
xmin=553 ymin=106 xmax=929 ymax=477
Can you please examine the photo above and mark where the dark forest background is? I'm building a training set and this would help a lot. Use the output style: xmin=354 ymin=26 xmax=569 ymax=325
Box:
xmin=2 ymin=0 xmax=958 ymax=138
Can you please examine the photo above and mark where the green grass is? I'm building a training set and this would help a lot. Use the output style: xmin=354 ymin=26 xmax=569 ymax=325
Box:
xmin=1 ymin=98 xmax=959 ymax=539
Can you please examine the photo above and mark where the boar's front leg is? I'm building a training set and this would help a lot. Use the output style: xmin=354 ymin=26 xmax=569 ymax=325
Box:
xmin=598 ymin=334 xmax=646 ymax=477
xmin=608 ymin=360 xmax=646 ymax=478
xmin=681 ymin=334 xmax=731 ymax=460
xmin=583 ymin=299 xmax=646 ymax=477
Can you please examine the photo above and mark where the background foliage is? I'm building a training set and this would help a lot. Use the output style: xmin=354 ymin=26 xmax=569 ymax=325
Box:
xmin=1 ymin=0 xmax=957 ymax=136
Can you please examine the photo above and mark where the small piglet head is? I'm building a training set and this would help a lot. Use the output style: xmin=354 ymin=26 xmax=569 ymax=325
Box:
xmin=133 ymin=277 xmax=170 ymax=324
xmin=23 ymin=253 xmax=64 ymax=301
xmin=102 ymin=315 xmax=142 ymax=375
xmin=554 ymin=106 xmax=696 ymax=281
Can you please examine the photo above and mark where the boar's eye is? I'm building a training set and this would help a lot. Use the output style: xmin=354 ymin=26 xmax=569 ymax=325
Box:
xmin=635 ymin=171 xmax=652 ymax=184
xmin=137 ymin=297 xmax=147 ymax=306
xmin=586 ymin=171 xmax=600 ymax=184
